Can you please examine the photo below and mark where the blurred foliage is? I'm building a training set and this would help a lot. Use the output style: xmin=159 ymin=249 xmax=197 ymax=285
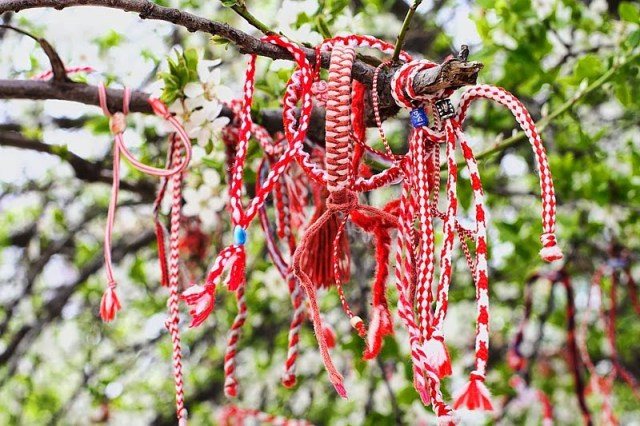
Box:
xmin=0 ymin=0 xmax=639 ymax=425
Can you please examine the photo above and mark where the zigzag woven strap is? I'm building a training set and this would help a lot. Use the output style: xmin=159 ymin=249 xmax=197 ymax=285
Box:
xmin=456 ymin=84 xmax=561 ymax=261
xmin=97 ymin=83 xmax=192 ymax=323
xmin=325 ymin=42 xmax=356 ymax=192
xmin=390 ymin=61 xmax=460 ymax=387
xmin=282 ymin=35 xmax=409 ymax=191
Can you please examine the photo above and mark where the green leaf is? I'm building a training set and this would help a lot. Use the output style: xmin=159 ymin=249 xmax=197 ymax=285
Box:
xmin=619 ymin=2 xmax=640 ymax=24
xmin=573 ymin=54 xmax=604 ymax=81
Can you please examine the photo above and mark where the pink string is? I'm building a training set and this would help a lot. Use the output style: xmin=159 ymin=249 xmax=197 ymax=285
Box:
xmin=98 ymin=82 xmax=192 ymax=322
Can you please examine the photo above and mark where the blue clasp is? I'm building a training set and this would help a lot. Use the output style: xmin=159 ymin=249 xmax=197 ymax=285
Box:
xmin=233 ymin=225 xmax=247 ymax=246
xmin=410 ymin=107 xmax=429 ymax=128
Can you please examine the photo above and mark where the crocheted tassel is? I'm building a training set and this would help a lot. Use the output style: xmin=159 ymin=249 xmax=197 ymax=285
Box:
xmin=422 ymin=336 xmax=452 ymax=378
xmin=454 ymin=373 xmax=494 ymax=411
xmin=540 ymin=233 xmax=563 ymax=262
xmin=155 ymin=221 xmax=170 ymax=287
xmin=182 ymin=284 xmax=215 ymax=327
xmin=100 ymin=285 xmax=121 ymax=322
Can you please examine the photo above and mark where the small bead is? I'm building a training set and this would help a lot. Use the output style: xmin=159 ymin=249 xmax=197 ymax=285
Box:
xmin=109 ymin=112 xmax=127 ymax=134
xmin=233 ymin=225 xmax=247 ymax=246
xmin=409 ymin=107 xmax=429 ymax=128
xmin=349 ymin=316 xmax=363 ymax=329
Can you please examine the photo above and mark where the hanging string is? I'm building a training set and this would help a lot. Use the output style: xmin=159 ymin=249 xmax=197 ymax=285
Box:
xmin=98 ymin=83 xmax=192 ymax=322
xmin=97 ymin=84 xmax=192 ymax=425
xmin=218 ymin=405 xmax=313 ymax=426
xmin=182 ymin=35 xmax=315 ymax=399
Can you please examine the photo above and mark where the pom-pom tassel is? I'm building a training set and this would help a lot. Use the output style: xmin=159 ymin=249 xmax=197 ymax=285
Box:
xmin=540 ymin=233 xmax=563 ymax=262
xmin=422 ymin=335 xmax=452 ymax=378
xmin=454 ymin=372 xmax=494 ymax=411
xmin=182 ymin=284 xmax=215 ymax=327
xmin=100 ymin=284 xmax=121 ymax=322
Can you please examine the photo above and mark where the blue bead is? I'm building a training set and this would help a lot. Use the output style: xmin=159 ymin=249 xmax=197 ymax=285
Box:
xmin=410 ymin=107 xmax=429 ymax=128
xmin=234 ymin=225 xmax=247 ymax=245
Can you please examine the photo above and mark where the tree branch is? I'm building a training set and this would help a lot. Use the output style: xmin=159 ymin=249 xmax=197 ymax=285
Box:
xmin=0 ymin=230 xmax=155 ymax=367
xmin=0 ymin=128 xmax=155 ymax=195
xmin=0 ymin=0 xmax=481 ymax=103
xmin=391 ymin=0 xmax=422 ymax=64
xmin=0 ymin=24 xmax=69 ymax=81
xmin=227 ymin=1 xmax=273 ymax=36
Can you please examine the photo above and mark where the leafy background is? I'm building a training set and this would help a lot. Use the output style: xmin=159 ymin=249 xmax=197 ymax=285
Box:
xmin=0 ymin=0 xmax=639 ymax=425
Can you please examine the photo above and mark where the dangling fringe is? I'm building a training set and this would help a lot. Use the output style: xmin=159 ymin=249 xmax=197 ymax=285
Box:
xmin=100 ymin=284 xmax=121 ymax=322
xmin=454 ymin=373 xmax=493 ymax=411
xmin=300 ymin=187 xmax=350 ymax=288
xmin=228 ymin=248 xmax=246 ymax=291
xmin=363 ymin=305 xmax=392 ymax=360
xmin=182 ymin=284 xmax=215 ymax=328
xmin=292 ymin=205 xmax=348 ymax=397
xmin=422 ymin=336 xmax=452 ymax=378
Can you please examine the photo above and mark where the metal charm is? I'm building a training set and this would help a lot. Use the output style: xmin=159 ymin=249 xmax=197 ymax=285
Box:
xmin=434 ymin=99 xmax=456 ymax=120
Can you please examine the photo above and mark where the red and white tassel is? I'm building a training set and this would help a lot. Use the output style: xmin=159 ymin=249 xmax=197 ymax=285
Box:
xmin=454 ymin=371 xmax=493 ymax=411
xmin=100 ymin=283 xmax=121 ymax=322
xmin=182 ymin=283 xmax=215 ymax=328
xmin=421 ymin=335 xmax=452 ymax=378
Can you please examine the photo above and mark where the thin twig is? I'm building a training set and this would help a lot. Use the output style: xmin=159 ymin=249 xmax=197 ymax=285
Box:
xmin=0 ymin=24 xmax=69 ymax=81
xmin=465 ymin=49 xmax=640 ymax=167
xmin=391 ymin=0 xmax=423 ymax=64
xmin=227 ymin=1 xmax=273 ymax=36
